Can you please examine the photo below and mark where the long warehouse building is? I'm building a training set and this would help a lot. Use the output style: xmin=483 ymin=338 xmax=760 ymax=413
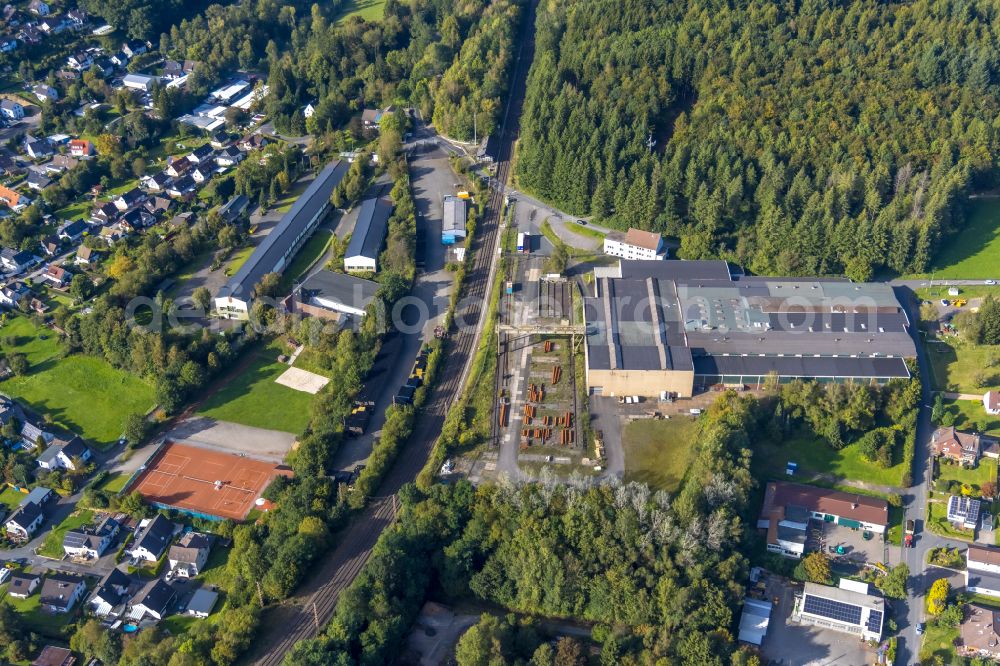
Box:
xmin=215 ymin=161 xmax=348 ymax=319
xmin=583 ymin=260 xmax=916 ymax=397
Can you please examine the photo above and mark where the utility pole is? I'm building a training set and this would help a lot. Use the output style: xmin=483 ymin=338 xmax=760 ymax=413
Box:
xmin=312 ymin=602 xmax=319 ymax=630
xmin=256 ymin=581 xmax=264 ymax=607
xmin=474 ymin=112 xmax=477 ymax=147
xmin=646 ymin=130 xmax=655 ymax=153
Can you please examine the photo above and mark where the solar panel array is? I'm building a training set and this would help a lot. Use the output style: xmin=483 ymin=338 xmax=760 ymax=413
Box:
xmin=866 ymin=609 xmax=883 ymax=633
xmin=803 ymin=594 xmax=862 ymax=626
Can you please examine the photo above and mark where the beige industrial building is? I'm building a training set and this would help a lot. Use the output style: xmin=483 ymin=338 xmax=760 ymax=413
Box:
xmin=583 ymin=260 xmax=916 ymax=397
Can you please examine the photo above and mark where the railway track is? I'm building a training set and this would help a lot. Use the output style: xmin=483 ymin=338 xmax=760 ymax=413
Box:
xmin=247 ymin=2 xmax=538 ymax=663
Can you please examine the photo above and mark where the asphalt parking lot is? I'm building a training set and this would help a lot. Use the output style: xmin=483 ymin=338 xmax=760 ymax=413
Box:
xmin=762 ymin=576 xmax=875 ymax=666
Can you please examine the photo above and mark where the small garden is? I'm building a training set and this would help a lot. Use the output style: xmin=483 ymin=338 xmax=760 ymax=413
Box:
xmin=927 ymin=546 xmax=965 ymax=570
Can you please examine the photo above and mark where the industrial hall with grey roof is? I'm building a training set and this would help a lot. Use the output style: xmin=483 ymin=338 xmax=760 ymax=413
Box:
xmin=583 ymin=260 xmax=916 ymax=397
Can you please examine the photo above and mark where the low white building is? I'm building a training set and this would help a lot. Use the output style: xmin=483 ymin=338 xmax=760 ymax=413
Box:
xmin=36 ymin=436 xmax=91 ymax=471
xmin=794 ymin=581 xmax=884 ymax=642
xmin=967 ymin=545 xmax=1000 ymax=598
xmin=985 ymin=391 xmax=1000 ymax=416
xmin=947 ymin=495 xmax=981 ymax=530
xmin=122 ymin=73 xmax=158 ymax=91
xmin=128 ymin=515 xmax=175 ymax=563
xmin=0 ymin=100 xmax=24 ymax=121
xmin=603 ymin=227 xmax=666 ymax=261
xmin=62 ymin=516 xmax=119 ymax=559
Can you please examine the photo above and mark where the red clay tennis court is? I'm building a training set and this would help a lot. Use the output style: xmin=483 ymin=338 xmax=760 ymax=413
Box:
xmin=130 ymin=441 xmax=289 ymax=520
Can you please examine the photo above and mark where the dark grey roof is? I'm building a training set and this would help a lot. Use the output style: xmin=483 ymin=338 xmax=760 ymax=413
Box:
xmin=691 ymin=355 xmax=910 ymax=379
xmin=8 ymin=500 xmax=42 ymax=527
xmin=40 ymin=573 xmax=84 ymax=607
xmin=776 ymin=523 xmax=807 ymax=544
xmin=61 ymin=220 xmax=87 ymax=236
xmin=131 ymin=578 xmax=174 ymax=613
xmin=219 ymin=161 xmax=348 ymax=300
xmin=968 ymin=568 xmax=1000 ymax=594
xmin=345 ymin=197 xmax=392 ymax=263
xmin=60 ymin=436 xmax=88 ymax=459
xmin=186 ymin=588 xmax=218 ymax=615
xmin=617 ymin=259 xmax=731 ymax=283
xmin=298 ymin=270 xmax=379 ymax=311
xmin=134 ymin=515 xmax=173 ymax=556
xmin=218 ymin=194 xmax=248 ymax=221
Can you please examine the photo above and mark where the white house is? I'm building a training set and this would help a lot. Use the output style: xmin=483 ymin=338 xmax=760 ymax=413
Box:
xmin=32 ymin=84 xmax=58 ymax=103
xmin=5 ymin=500 xmax=44 ymax=539
xmin=7 ymin=572 xmax=40 ymax=598
xmin=122 ymin=73 xmax=158 ymax=91
xmin=794 ymin=582 xmax=884 ymax=642
xmin=186 ymin=588 xmax=218 ymax=618
xmin=985 ymin=391 xmax=1000 ymax=416
xmin=215 ymin=145 xmax=244 ymax=167
xmin=303 ymin=102 xmax=316 ymax=118
xmin=128 ymin=578 xmax=175 ymax=621
xmin=948 ymin=495 xmax=981 ymax=530
xmin=0 ymin=100 xmax=24 ymax=121
xmin=89 ymin=568 xmax=131 ymax=618
xmin=40 ymin=573 xmax=86 ymax=613
xmin=62 ymin=516 xmax=119 ymax=559
xmin=603 ymin=228 xmax=667 ymax=261
xmin=967 ymin=545 xmax=1000 ymax=598
xmin=128 ymin=515 xmax=175 ymax=563
xmin=168 ymin=532 xmax=211 ymax=577
xmin=36 ymin=436 xmax=91 ymax=471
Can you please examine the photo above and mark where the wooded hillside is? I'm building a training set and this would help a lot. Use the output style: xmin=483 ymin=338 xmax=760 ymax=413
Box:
xmin=515 ymin=0 xmax=1000 ymax=278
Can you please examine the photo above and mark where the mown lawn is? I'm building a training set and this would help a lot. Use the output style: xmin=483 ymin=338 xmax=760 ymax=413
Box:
xmin=918 ymin=619 xmax=959 ymax=665
xmin=926 ymin=338 xmax=1000 ymax=394
xmin=0 ymin=317 xmax=155 ymax=447
xmin=196 ymin=345 xmax=313 ymax=434
xmin=4 ymin=581 xmax=81 ymax=637
xmin=753 ymin=432 xmax=908 ymax=488
xmin=224 ymin=246 xmax=254 ymax=277
xmin=936 ymin=457 xmax=997 ymax=498
xmin=96 ymin=471 xmax=129 ymax=494
xmin=912 ymin=198 xmax=1000 ymax=280
xmin=278 ymin=230 xmax=333 ymax=292
xmin=38 ymin=509 xmax=94 ymax=558
xmin=927 ymin=494 xmax=975 ymax=540
xmin=54 ymin=199 xmax=91 ymax=222
xmin=0 ymin=486 xmax=24 ymax=510
xmin=622 ymin=417 xmax=699 ymax=492
xmin=335 ymin=0 xmax=387 ymax=23
xmin=940 ymin=398 xmax=1000 ymax=438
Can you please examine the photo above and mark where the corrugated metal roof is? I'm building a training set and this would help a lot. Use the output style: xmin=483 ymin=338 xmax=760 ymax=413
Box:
xmin=218 ymin=161 xmax=348 ymax=300
xmin=345 ymin=197 xmax=392 ymax=263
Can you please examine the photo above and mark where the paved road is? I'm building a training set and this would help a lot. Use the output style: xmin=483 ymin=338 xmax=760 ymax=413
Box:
xmin=894 ymin=285 xmax=963 ymax=664
xmin=329 ymin=146 xmax=455 ymax=471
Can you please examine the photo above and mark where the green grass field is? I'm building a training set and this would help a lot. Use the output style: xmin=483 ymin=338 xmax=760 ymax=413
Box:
xmin=915 ymin=198 xmax=1000 ymax=279
xmin=937 ymin=457 xmax=997 ymax=493
xmin=38 ymin=509 xmax=94 ymax=558
xmin=335 ymin=0 xmax=387 ymax=23
xmin=196 ymin=345 xmax=313 ymax=434
xmin=292 ymin=347 xmax=331 ymax=377
xmin=925 ymin=338 xmax=1000 ymax=393
xmin=927 ymin=494 xmax=975 ymax=540
xmin=96 ymin=471 xmax=129 ymax=494
xmin=918 ymin=619 xmax=959 ymax=665
xmin=940 ymin=398 xmax=1000 ymax=437
xmin=4 ymin=581 xmax=80 ymax=636
xmin=54 ymin=199 xmax=90 ymax=222
xmin=753 ymin=432 xmax=908 ymax=488
xmin=224 ymin=246 xmax=254 ymax=277
xmin=0 ymin=486 xmax=24 ymax=510
xmin=0 ymin=317 xmax=155 ymax=447
xmin=622 ymin=418 xmax=699 ymax=492
xmin=278 ymin=230 xmax=333 ymax=292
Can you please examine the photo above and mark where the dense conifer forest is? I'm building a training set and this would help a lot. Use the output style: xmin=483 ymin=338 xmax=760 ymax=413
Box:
xmin=515 ymin=0 xmax=1000 ymax=278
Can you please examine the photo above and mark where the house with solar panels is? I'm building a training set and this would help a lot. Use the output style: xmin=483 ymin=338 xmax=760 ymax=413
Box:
xmin=948 ymin=495 xmax=981 ymax=530
xmin=794 ymin=581 xmax=884 ymax=642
